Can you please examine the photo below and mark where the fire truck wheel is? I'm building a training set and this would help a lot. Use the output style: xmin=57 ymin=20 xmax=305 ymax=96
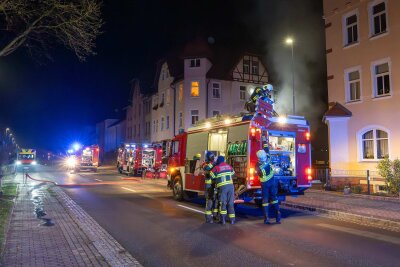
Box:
xmin=172 ymin=176 xmax=184 ymax=201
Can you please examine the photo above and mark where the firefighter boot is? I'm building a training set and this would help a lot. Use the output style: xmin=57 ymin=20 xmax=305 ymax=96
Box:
xmin=263 ymin=205 xmax=270 ymax=224
xmin=230 ymin=218 xmax=235 ymax=225
xmin=274 ymin=204 xmax=281 ymax=224
xmin=206 ymin=216 xmax=213 ymax=224
xmin=220 ymin=214 xmax=226 ymax=225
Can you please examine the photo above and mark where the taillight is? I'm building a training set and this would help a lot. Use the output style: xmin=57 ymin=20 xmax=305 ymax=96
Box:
xmin=250 ymin=128 xmax=256 ymax=136
xmin=249 ymin=167 xmax=255 ymax=175
xmin=306 ymin=167 xmax=312 ymax=180
xmin=305 ymin=132 xmax=310 ymax=141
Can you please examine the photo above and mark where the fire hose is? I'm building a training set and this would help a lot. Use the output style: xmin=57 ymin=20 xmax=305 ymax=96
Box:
xmin=24 ymin=173 xmax=58 ymax=185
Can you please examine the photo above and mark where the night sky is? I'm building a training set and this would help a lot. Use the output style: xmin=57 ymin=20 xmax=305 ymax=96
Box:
xmin=0 ymin=0 xmax=326 ymax=153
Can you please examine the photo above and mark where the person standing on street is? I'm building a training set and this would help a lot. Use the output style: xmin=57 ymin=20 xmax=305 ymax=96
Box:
xmin=210 ymin=156 xmax=235 ymax=225
xmin=255 ymin=149 xmax=281 ymax=224
xmin=202 ymin=151 xmax=216 ymax=223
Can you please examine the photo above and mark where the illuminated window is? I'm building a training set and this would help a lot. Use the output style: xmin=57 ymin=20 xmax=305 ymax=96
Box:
xmin=240 ymin=86 xmax=246 ymax=100
xmin=190 ymin=58 xmax=200 ymax=68
xmin=212 ymin=83 xmax=221 ymax=98
xmin=178 ymin=84 xmax=183 ymax=102
xmin=191 ymin=81 xmax=199 ymax=97
xmin=243 ymin=60 xmax=250 ymax=74
xmin=360 ymin=129 xmax=388 ymax=160
xmin=191 ymin=110 xmax=199 ymax=125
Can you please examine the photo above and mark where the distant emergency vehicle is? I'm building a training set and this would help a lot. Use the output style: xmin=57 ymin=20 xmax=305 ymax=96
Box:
xmin=16 ymin=149 xmax=37 ymax=166
xmin=67 ymin=145 xmax=99 ymax=172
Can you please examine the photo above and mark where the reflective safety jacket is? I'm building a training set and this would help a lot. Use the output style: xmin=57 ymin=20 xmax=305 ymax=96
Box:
xmin=202 ymin=161 xmax=215 ymax=185
xmin=210 ymin=162 xmax=235 ymax=188
xmin=255 ymin=160 xmax=274 ymax=183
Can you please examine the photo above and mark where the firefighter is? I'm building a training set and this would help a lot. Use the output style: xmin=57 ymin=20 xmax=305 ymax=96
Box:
xmin=210 ymin=156 xmax=235 ymax=225
xmin=202 ymin=151 xmax=216 ymax=223
xmin=255 ymin=149 xmax=281 ymax=224
xmin=245 ymin=84 xmax=273 ymax=112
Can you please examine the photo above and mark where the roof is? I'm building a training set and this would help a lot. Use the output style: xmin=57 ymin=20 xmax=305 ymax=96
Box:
xmin=324 ymin=102 xmax=352 ymax=119
xmin=107 ymin=119 xmax=125 ymax=128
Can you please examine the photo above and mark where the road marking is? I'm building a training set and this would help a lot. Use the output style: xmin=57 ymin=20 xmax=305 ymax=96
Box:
xmin=121 ymin=187 xmax=136 ymax=192
xmin=317 ymin=223 xmax=400 ymax=246
xmin=95 ymin=179 xmax=103 ymax=182
xmin=177 ymin=204 xmax=204 ymax=214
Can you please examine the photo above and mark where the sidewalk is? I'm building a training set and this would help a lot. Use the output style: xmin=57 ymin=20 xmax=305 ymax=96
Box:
xmin=284 ymin=189 xmax=400 ymax=232
xmin=1 ymin=174 xmax=141 ymax=267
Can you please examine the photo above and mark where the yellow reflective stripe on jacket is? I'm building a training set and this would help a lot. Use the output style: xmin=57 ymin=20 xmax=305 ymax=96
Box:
xmin=205 ymin=179 xmax=212 ymax=184
xmin=259 ymin=164 xmax=274 ymax=183
xmin=210 ymin=171 xmax=216 ymax=178
xmin=217 ymin=180 xmax=233 ymax=187
xmin=214 ymin=171 xmax=235 ymax=178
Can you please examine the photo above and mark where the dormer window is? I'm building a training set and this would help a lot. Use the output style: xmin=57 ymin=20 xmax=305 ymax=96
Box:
xmin=252 ymin=61 xmax=259 ymax=75
xmin=243 ymin=60 xmax=250 ymax=74
xmin=190 ymin=58 xmax=200 ymax=68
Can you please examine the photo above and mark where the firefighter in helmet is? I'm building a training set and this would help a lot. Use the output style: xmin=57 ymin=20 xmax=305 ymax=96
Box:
xmin=245 ymin=84 xmax=274 ymax=112
xmin=210 ymin=156 xmax=236 ymax=225
xmin=202 ymin=151 xmax=217 ymax=223
xmin=256 ymin=149 xmax=281 ymax=224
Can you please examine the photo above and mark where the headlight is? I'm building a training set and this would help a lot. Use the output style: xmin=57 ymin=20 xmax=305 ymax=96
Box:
xmin=66 ymin=157 xmax=77 ymax=167
xmin=16 ymin=161 xmax=21 ymax=165
xmin=31 ymin=161 xmax=37 ymax=165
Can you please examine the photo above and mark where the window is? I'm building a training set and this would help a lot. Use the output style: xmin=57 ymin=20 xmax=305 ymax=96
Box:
xmin=240 ymin=86 xmax=246 ymax=100
xmin=178 ymin=84 xmax=183 ymax=102
xmin=179 ymin=112 xmax=183 ymax=128
xmin=190 ymin=58 xmax=200 ymax=68
xmin=344 ymin=12 xmax=358 ymax=45
xmin=160 ymin=93 xmax=165 ymax=106
xmin=252 ymin=61 xmax=259 ymax=75
xmin=370 ymin=1 xmax=387 ymax=36
xmin=360 ymin=129 xmax=389 ymax=160
xmin=166 ymin=89 xmax=170 ymax=105
xmin=372 ymin=61 xmax=390 ymax=97
xmin=166 ymin=116 xmax=170 ymax=129
xmin=345 ymin=67 xmax=361 ymax=102
xmin=153 ymin=120 xmax=155 ymax=133
xmin=161 ymin=117 xmax=164 ymax=131
xmin=243 ymin=60 xmax=250 ymax=74
xmin=138 ymin=124 xmax=140 ymax=137
xmin=212 ymin=110 xmax=220 ymax=117
xmin=212 ymin=83 xmax=221 ymax=98
xmin=133 ymin=125 xmax=136 ymax=138
xmin=156 ymin=120 xmax=158 ymax=132
xmin=138 ymin=104 xmax=141 ymax=116
xmin=191 ymin=110 xmax=199 ymax=125
xmin=191 ymin=81 xmax=199 ymax=97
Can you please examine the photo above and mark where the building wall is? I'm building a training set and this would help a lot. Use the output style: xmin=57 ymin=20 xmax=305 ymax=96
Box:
xmin=324 ymin=0 xmax=400 ymax=172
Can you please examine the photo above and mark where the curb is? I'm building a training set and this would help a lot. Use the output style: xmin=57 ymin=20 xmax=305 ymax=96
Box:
xmin=308 ymin=189 xmax=400 ymax=203
xmin=282 ymin=202 xmax=400 ymax=233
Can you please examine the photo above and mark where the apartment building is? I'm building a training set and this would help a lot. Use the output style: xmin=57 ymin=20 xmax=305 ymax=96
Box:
xmin=126 ymin=39 xmax=270 ymax=145
xmin=323 ymin=0 xmax=400 ymax=189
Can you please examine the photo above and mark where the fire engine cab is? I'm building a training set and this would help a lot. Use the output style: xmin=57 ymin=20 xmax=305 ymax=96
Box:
xmin=167 ymin=98 xmax=312 ymax=203
xmin=67 ymin=145 xmax=99 ymax=172
xmin=117 ymin=144 xmax=157 ymax=176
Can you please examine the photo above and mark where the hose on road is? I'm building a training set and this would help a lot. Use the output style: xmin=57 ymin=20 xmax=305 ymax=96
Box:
xmin=24 ymin=173 xmax=58 ymax=186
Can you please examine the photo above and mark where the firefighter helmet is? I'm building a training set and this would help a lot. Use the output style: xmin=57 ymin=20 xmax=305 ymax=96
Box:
xmin=193 ymin=153 xmax=201 ymax=160
xmin=205 ymin=151 xmax=215 ymax=162
xmin=256 ymin=150 xmax=267 ymax=162
xmin=263 ymin=84 xmax=273 ymax=92
xmin=216 ymin=155 xmax=225 ymax=165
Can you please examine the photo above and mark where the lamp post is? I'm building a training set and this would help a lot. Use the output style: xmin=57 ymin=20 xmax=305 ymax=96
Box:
xmin=285 ymin=37 xmax=295 ymax=115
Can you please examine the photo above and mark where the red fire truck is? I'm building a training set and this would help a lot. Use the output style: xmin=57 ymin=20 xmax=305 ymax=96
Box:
xmin=142 ymin=143 xmax=168 ymax=179
xmin=16 ymin=149 xmax=37 ymax=166
xmin=67 ymin=145 xmax=99 ymax=172
xmin=167 ymin=98 xmax=312 ymax=203
xmin=117 ymin=144 xmax=157 ymax=176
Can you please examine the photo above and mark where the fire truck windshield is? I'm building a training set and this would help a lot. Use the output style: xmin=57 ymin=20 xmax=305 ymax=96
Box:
xmin=18 ymin=154 xmax=34 ymax=160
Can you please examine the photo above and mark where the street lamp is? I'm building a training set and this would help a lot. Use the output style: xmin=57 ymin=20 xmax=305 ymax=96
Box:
xmin=285 ymin=37 xmax=295 ymax=115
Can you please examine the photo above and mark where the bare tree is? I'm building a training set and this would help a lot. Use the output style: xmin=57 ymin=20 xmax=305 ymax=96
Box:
xmin=0 ymin=0 xmax=103 ymax=61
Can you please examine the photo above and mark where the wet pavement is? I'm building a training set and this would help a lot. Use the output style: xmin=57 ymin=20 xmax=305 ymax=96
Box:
xmin=1 ymin=170 xmax=140 ymax=267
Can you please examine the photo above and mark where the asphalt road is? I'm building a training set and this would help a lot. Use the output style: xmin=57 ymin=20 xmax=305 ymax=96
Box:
xmin=24 ymin=165 xmax=400 ymax=267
